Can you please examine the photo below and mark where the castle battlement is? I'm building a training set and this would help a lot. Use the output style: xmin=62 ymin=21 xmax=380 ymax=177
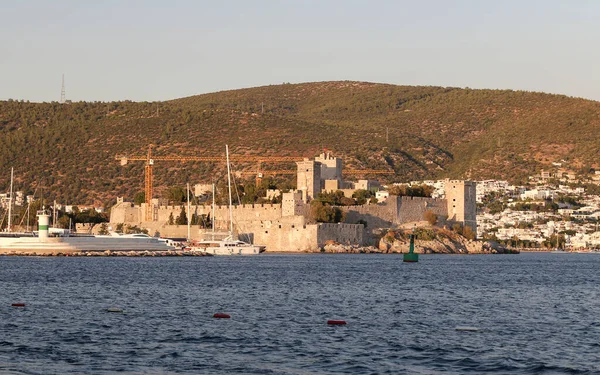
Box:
xmin=317 ymin=223 xmax=362 ymax=230
xmin=154 ymin=203 xmax=281 ymax=211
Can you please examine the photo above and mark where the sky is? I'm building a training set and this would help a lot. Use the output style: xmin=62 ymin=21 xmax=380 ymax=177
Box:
xmin=1 ymin=0 xmax=599 ymax=102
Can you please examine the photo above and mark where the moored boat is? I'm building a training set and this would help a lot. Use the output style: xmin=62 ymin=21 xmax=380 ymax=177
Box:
xmin=186 ymin=145 xmax=266 ymax=256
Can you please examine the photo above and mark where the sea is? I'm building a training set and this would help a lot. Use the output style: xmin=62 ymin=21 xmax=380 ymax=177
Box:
xmin=1 ymin=252 xmax=599 ymax=374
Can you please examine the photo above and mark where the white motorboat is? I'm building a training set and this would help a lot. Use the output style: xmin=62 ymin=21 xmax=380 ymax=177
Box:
xmin=188 ymin=239 xmax=264 ymax=255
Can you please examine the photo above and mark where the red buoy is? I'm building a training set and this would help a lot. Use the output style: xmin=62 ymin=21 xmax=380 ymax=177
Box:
xmin=213 ymin=313 xmax=231 ymax=319
xmin=11 ymin=303 xmax=25 ymax=307
xmin=327 ymin=320 xmax=347 ymax=325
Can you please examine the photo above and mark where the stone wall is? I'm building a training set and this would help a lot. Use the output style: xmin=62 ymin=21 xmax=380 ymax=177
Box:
xmin=108 ymin=190 xmax=474 ymax=249
xmin=341 ymin=203 xmax=396 ymax=228
xmin=112 ymin=195 xmax=452 ymax=231
xmin=109 ymin=202 xmax=140 ymax=223
xmin=317 ymin=223 xmax=364 ymax=247
xmin=397 ymin=196 xmax=448 ymax=224
xmin=341 ymin=196 xmax=448 ymax=228
xmin=245 ymin=217 xmax=318 ymax=252
xmin=152 ymin=203 xmax=282 ymax=230
xmin=238 ymin=218 xmax=363 ymax=252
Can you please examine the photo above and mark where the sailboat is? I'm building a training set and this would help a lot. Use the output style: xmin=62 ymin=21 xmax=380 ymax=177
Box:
xmin=187 ymin=145 xmax=265 ymax=255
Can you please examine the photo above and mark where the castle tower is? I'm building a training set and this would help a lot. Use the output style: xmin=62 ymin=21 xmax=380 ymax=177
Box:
xmin=296 ymin=159 xmax=321 ymax=202
xmin=282 ymin=191 xmax=304 ymax=217
xmin=315 ymin=151 xmax=343 ymax=187
xmin=445 ymin=179 xmax=477 ymax=234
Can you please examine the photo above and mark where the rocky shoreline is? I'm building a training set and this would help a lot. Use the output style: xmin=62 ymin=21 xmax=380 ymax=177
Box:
xmin=319 ymin=228 xmax=519 ymax=254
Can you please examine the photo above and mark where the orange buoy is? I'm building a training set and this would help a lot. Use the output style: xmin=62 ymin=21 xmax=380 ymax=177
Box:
xmin=11 ymin=303 xmax=25 ymax=307
xmin=327 ymin=320 xmax=347 ymax=325
xmin=213 ymin=313 xmax=231 ymax=319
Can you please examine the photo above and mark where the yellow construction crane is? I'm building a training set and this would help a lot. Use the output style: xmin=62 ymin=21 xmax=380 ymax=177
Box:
xmin=116 ymin=145 xmax=305 ymax=221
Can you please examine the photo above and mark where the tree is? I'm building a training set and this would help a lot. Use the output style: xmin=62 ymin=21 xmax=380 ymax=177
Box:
xmin=241 ymin=182 xmax=257 ymax=204
xmin=352 ymin=189 xmax=372 ymax=205
xmin=98 ymin=223 xmax=109 ymax=235
xmin=424 ymin=210 xmax=438 ymax=225
xmin=316 ymin=190 xmax=346 ymax=205
xmin=163 ymin=186 xmax=186 ymax=204
xmin=310 ymin=201 xmax=346 ymax=223
xmin=133 ymin=191 xmax=145 ymax=205
xmin=452 ymin=223 xmax=463 ymax=235
xmin=463 ymin=225 xmax=476 ymax=240
xmin=339 ymin=196 xmax=356 ymax=206
xmin=175 ymin=206 xmax=187 ymax=225
xmin=168 ymin=212 xmax=175 ymax=225
xmin=388 ymin=184 xmax=433 ymax=197
xmin=487 ymin=199 xmax=506 ymax=214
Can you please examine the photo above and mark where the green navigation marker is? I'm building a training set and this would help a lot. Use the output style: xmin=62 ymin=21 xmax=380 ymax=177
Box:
xmin=403 ymin=232 xmax=419 ymax=263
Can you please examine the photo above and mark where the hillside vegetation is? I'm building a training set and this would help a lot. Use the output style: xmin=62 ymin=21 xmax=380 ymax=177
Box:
xmin=0 ymin=81 xmax=599 ymax=205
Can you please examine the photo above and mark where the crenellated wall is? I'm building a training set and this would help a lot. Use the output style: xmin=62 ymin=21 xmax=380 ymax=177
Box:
xmin=109 ymin=202 xmax=141 ymax=223
xmin=112 ymin=194 xmax=458 ymax=232
xmin=154 ymin=203 xmax=283 ymax=229
xmin=109 ymin=185 xmax=476 ymax=249
xmin=341 ymin=195 xmax=448 ymax=228
xmin=396 ymin=196 xmax=448 ymax=224
xmin=243 ymin=217 xmax=364 ymax=252
xmin=245 ymin=217 xmax=315 ymax=252
xmin=341 ymin=202 xmax=396 ymax=228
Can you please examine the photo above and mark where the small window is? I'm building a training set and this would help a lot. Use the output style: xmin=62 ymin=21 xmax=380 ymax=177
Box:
xmin=265 ymin=231 xmax=269 ymax=234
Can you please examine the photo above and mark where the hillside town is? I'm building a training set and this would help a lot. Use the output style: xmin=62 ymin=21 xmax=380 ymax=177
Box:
xmin=409 ymin=165 xmax=600 ymax=250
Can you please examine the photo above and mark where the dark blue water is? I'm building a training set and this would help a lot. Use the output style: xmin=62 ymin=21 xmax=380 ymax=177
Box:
xmin=1 ymin=253 xmax=599 ymax=374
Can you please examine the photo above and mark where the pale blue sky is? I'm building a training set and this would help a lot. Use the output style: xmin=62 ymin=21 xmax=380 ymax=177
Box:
xmin=1 ymin=0 xmax=599 ymax=102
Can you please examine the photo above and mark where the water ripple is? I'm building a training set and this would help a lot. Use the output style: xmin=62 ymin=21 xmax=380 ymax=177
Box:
xmin=1 ymin=253 xmax=600 ymax=373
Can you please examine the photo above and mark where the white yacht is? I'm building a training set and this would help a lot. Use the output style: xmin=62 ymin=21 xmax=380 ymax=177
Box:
xmin=0 ymin=215 xmax=176 ymax=254
xmin=188 ymin=238 xmax=265 ymax=255
xmin=0 ymin=168 xmax=175 ymax=254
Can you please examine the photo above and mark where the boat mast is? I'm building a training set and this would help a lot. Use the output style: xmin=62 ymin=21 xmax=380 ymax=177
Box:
xmin=7 ymin=167 xmax=13 ymax=232
xmin=225 ymin=145 xmax=234 ymax=238
xmin=212 ymin=183 xmax=215 ymax=240
xmin=186 ymin=182 xmax=191 ymax=241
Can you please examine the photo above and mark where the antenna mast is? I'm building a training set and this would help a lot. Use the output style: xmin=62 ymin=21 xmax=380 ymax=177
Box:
xmin=60 ymin=74 xmax=66 ymax=104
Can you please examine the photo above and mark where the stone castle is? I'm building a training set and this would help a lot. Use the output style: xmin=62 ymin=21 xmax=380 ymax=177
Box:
xmin=110 ymin=152 xmax=476 ymax=252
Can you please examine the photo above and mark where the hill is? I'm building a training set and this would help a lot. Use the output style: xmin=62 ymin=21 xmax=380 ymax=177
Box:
xmin=0 ymin=81 xmax=599 ymax=206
